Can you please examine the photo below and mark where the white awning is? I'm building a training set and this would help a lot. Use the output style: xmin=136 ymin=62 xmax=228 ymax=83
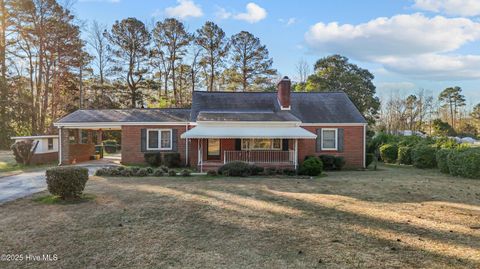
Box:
xmin=181 ymin=126 xmax=317 ymax=139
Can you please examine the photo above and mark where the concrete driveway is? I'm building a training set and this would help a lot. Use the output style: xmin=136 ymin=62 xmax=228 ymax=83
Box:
xmin=0 ymin=163 xmax=117 ymax=204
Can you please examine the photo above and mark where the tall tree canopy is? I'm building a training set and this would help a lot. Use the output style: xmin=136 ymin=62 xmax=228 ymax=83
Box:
xmin=152 ymin=18 xmax=192 ymax=104
xmin=229 ymin=31 xmax=276 ymax=91
xmin=107 ymin=17 xmax=150 ymax=108
xmin=305 ymin=55 xmax=380 ymax=123
xmin=195 ymin=21 xmax=229 ymax=92
xmin=438 ymin=86 xmax=466 ymax=129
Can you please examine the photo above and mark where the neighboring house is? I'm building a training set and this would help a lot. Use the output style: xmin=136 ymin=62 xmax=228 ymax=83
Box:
xmin=11 ymin=135 xmax=59 ymax=164
xmin=54 ymin=77 xmax=367 ymax=171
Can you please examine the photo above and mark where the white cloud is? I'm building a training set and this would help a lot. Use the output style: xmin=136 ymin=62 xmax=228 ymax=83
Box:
xmin=382 ymin=54 xmax=480 ymax=80
xmin=164 ymin=0 xmax=203 ymax=19
xmin=304 ymin=13 xmax=480 ymax=79
xmin=376 ymin=82 xmax=417 ymax=91
xmin=413 ymin=0 xmax=480 ymax=17
xmin=215 ymin=7 xmax=232 ymax=20
xmin=279 ymin=17 xmax=297 ymax=26
xmin=233 ymin=2 xmax=267 ymax=23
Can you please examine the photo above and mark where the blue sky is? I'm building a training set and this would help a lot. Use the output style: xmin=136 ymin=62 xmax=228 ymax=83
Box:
xmin=72 ymin=0 xmax=480 ymax=105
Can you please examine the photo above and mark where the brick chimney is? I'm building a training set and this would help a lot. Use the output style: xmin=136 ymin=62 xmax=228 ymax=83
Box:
xmin=277 ymin=76 xmax=291 ymax=110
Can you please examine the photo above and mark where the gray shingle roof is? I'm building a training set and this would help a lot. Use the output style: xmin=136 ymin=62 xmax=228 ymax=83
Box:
xmin=197 ymin=111 xmax=300 ymax=122
xmin=56 ymin=91 xmax=366 ymax=124
xmin=190 ymin=91 xmax=366 ymax=123
xmin=57 ymin=108 xmax=190 ymax=123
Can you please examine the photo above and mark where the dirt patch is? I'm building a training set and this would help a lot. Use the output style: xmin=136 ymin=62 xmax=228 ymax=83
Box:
xmin=0 ymin=165 xmax=479 ymax=268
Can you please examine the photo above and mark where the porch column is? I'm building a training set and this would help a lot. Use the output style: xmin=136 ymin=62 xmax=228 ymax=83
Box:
xmin=97 ymin=130 xmax=103 ymax=145
xmin=59 ymin=127 xmax=70 ymax=165
xmin=294 ymin=139 xmax=298 ymax=170
xmin=87 ymin=130 xmax=93 ymax=144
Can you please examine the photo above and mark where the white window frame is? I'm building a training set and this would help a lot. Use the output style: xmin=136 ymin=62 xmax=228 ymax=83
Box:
xmin=241 ymin=138 xmax=282 ymax=151
xmin=321 ymin=128 xmax=338 ymax=151
xmin=146 ymin=129 xmax=172 ymax=150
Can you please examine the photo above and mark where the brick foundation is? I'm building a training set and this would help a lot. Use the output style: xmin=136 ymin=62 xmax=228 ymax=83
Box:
xmin=30 ymin=152 xmax=58 ymax=165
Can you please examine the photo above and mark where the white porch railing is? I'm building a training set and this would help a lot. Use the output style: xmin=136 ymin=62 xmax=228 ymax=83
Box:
xmin=224 ymin=150 xmax=295 ymax=164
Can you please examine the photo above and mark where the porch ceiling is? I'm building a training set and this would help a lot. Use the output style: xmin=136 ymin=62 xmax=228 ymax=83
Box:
xmin=181 ymin=126 xmax=317 ymax=139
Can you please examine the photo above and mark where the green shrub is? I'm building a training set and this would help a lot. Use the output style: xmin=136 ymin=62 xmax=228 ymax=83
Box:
xmin=436 ymin=148 xmax=452 ymax=174
xmin=144 ymin=153 xmax=161 ymax=167
xmin=299 ymin=156 xmax=323 ymax=176
xmin=319 ymin=155 xmax=336 ymax=170
xmin=334 ymin=156 xmax=346 ymax=170
xmin=447 ymin=148 xmax=480 ymax=179
xmin=168 ymin=170 xmax=177 ymax=176
xmin=281 ymin=168 xmax=296 ymax=176
xmin=163 ymin=153 xmax=181 ymax=167
xmin=412 ymin=145 xmax=437 ymax=169
xmin=218 ymin=161 xmax=261 ymax=177
xmin=94 ymin=167 xmax=108 ymax=176
xmin=46 ymin=167 xmax=89 ymax=200
xmin=366 ymin=153 xmax=374 ymax=168
xmin=264 ymin=167 xmax=277 ymax=176
xmin=135 ymin=168 xmax=149 ymax=177
xmin=146 ymin=167 xmax=154 ymax=174
xmin=397 ymin=146 xmax=413 ymax=165
xmin=319 ymin=155 xmax=345 ymax=170
xmin=180 ymin=169 xmax=191 ymax=177
xmin=367 ymin=132 xmax=400 ymax=153
xmin=206 ymin=170 xmax=217 ymax=176
xmin=159 ymin=166 xmax=169 ymax=172
xmin=153 ymin=169 xmax=164 ymax=176
xmin=131 ymin=167 xmax=140 ymax=173
xmin=379 ymin=144 xmax=398 ymax=163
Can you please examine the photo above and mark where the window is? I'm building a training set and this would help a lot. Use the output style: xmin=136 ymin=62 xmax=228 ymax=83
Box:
xmin=147 ymin=129 xmax=172 ymax=150
xmin=322 ymin=128 xmax=337 ymax=150
xmin=241 ymin=139 xmax=282 ymax=150
xmin=48 ymin=138 xmax=54 ymax=151
xmin=207 ymin=139 xmax=220 ymax=159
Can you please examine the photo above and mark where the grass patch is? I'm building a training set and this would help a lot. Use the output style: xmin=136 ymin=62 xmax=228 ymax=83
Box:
xmin=33 ymin=194 xmax=96 ymax=205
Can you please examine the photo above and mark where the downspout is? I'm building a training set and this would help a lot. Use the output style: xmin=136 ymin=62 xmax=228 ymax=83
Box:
xmin=363 ymin=124 xmax=367 ymax=169
xmin=58 ymin=127 xmax=62 ymax=166
xmin=185 ymin=123 xmax=189 ymax=167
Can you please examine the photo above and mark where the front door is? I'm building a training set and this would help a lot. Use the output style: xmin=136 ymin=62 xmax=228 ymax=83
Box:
xmin=207 ymin=139 xmax=220 ymax=160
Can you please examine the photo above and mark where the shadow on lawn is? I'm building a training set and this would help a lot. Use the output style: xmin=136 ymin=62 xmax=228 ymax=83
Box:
xmin=97 ymin=175 xmax=480 ymax=268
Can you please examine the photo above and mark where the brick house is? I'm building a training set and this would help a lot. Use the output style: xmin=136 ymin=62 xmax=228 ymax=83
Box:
xmin=54 ymin=77 xmax=367 ymax=171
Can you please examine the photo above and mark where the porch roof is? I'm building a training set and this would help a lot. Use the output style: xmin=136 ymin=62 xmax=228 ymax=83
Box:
xmin=181 ymin=126 xmax=317 ymax=139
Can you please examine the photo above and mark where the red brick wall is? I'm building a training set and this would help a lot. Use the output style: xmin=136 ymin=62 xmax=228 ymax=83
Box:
xmin=31 ymin=152 xmax=58 ymax=165
xmin=69 ymin=144 xmax=95 ymax=164
xmin=299 ymin=126 xmax=365 ymax=168
xmin=121 ymin=125 xmax=188 ymax=165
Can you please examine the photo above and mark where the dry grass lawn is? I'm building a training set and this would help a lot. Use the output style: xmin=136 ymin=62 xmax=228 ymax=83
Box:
xmin=1 ymin=165 xmax=480 ymax=268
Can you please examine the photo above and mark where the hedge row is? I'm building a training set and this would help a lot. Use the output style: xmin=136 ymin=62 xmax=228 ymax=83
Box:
xmin=94 ymin=166 xmax=191 ymax=177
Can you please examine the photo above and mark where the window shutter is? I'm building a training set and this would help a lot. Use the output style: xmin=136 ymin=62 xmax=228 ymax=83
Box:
xmin=282 ymin=139 xmax=289 ymax=151
xmin=140 ymin=129 xmax=146 ymax=152
xmin=338 ymin=128 xmax=344 ymax=152
xmin=172 ymin=129 xmax=178 ymax=152
xmin=316 ymin=128 xmax=322 ymax=152
xmin=235 ymin=139 xmax=241 ymax=150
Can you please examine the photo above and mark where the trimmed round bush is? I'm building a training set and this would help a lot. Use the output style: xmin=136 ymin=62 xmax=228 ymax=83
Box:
xmin=379 ymin=143 xmax=398 ymax=163
xmin=334 ymin=156 xmax=346 ymax=170
xmin=281 ymin=168 xmax=297 ymax=176
xmin=168 ymin=170 xmax=177 ymax=176
xmin=159 ymin=166 xmax=169 ymax=172
xmin=46 ymin=167 xmax=89 ymax=200
xmin=447 ymin=148 xmax=480 ymax=179
xmin=366 ymin=153 xmax=374 ymax=168
xmin=146 ymin=167 xmax=154 ymax=174
xmin=153 ymin=169 xmax=164 ymax=176
xmin=264 ymin=167 xmax=278 ymax=176
xmin=144 ymin=153 xmax=161 ymax=167
xmin=206 ymin=170 xmax=217 ymax=176
xmin=319 ymin=155 xmax=336 ymax=170
xmin=163 ymin=153 xmax=181 ymax=167
xmin=299 ymin=156 xmax=323 ymax=176
xmin=436 ymin=148 xmax=452 ymax=174
xmin=135 ymin=168 xmax=149 ymax=177
xmin=397 ymin=146 xmax=413 ymax=165
xmin=218 ymin=161 xmax=262 ymax=177
xmin=412 ymin=145 xmax=437 ymax=169
xmin=180 ymin=169 xmax=191 ymax=177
